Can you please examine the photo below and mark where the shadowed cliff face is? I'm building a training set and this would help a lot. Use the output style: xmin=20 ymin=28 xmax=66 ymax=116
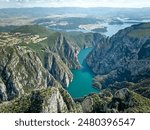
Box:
xmin=86 ymin=23 xmax=150 ymax=88
xmin=44 ymin=51 xmax=73 ymax=87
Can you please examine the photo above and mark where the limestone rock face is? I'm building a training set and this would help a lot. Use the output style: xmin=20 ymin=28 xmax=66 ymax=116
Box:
xmin=0 ymin=46 xmax=58 ymax=101
xmin=40 ymin=87 xmax=70 ymax=113
xmin=41 ymin=87 xmax=82 ymax=113
xmin=81 ymin=96 xmax=94 ymax=112
xmin=109 ymin=79 xmax=150 ymax=99
xmin=0 ymin=25 xmax=105 ymax=113
xmin=87 ymin=23 xmax=150 ymax=87
xmin=49 ymin=34 xmax=80 ymax=69
xmin=114 ymin=88 xmax=130 ymax=100
xmin=42 ymin=88 xmax=68 ymax=113
xmin=44 ymin=52 xmax=73 ymax=87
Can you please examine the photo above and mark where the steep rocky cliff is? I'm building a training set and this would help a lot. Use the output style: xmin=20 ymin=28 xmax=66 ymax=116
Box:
xmin=12 ymin=25 xmax=104 ymax=87
xmin=87 ymin=23 xmax=150 ymax=88
xmin=44 ymin=52 xmax=73 ymax=87
xmin=0 ymin=45 xmax=59 ymax=102
xmin=0 ymin=25 xmax=103 ymax=112
xmin=0 ymin=45 xmax=81 ymax=112
xmin=11 ymin=25 xmax=79 ymax=87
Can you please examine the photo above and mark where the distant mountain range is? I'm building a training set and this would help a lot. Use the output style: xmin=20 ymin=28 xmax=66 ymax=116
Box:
xmin=0 ymin=7 xmax=150 ymax=18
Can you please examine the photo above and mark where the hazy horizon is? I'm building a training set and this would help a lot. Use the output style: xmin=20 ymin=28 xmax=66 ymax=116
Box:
xmin=0 ymin=0 xmax=150 ymax=8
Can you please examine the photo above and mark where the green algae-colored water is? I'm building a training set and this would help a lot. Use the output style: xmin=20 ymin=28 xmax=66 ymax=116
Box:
xmin=66 ymin=48 xmax=99 ymax=98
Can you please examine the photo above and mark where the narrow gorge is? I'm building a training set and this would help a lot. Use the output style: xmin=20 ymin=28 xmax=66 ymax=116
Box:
xmin=0 ymin=22 xmax=150 ymax=113
xmin=0 ymin=25 xmax=104 ymax=112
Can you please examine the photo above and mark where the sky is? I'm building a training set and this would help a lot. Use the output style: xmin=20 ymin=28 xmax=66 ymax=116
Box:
xmin=0 ymin=0 xmax=150 ymax=8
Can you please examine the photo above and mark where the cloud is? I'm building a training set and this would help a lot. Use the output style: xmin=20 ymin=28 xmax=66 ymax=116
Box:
xmin=0 ymin=0 xmax=150 ymax=8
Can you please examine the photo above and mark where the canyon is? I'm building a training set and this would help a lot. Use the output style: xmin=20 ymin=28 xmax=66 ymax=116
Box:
xmin=0 ymin=22 xmax=150 ymax=113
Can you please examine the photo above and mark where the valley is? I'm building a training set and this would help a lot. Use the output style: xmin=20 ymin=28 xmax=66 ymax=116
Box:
xmin=0 ymin=7 xmax=150 ymax=113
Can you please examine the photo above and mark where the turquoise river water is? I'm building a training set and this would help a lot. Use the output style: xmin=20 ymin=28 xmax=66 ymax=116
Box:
xmin=66 ymin=48 xmax=98 ymax=98
xmin=66 ymin=22 xmax=139 ymax=98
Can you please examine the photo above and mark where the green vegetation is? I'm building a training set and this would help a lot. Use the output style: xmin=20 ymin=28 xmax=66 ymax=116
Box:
xmin=128 ymin=79 xmax=150 ymax=98
xmin=0 ymin=88 xmax=57 ymax=113
xmin=84 ymin=88 xmax=150 ymax=113
xmin=14 ymin=25 xmax=83 ymax=69
xmin=0 ymin=26 xmax=18 ymax=32
xmin=110 ymin=79 xmax=150 ymax=99
xmin=63 ymin=31 xmax=96 ymax=48
xmin=0 ymin=95 xmax=31 ymax=113
xmin=125 ymin=90 xmax=150 ymax=112
xmin=59 ymin=87 xmax=77 ymax=112
xmin=12 ymin=25 xmax=55 ymax=37
xmin=12 ymin=25 xmax=61 ymax=65
xmin=90 ymin=94 xmax=104 ymax=112
xmin=138 ymin=22 xmax=150 ymax=28
xmin=128 ymin=23 xmax=150 ymax=38
xmin=128 ymin=29 xmax=150 ymax=38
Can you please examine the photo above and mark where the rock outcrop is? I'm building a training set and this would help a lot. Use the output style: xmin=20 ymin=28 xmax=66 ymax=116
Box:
xmin=51 ymin=34 xmax=80 ymax=69
xmin=109 ymin=79 xmax=150 ymax=99
xmin=0 ymin=87 xmax=82 ymax=113
xmin=80 ymin=88 xmax=150 ymax=113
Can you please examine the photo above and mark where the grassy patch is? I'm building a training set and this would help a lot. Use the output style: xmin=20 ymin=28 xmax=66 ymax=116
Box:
xmin=128 ymin=28 xmax=150 ymax=38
